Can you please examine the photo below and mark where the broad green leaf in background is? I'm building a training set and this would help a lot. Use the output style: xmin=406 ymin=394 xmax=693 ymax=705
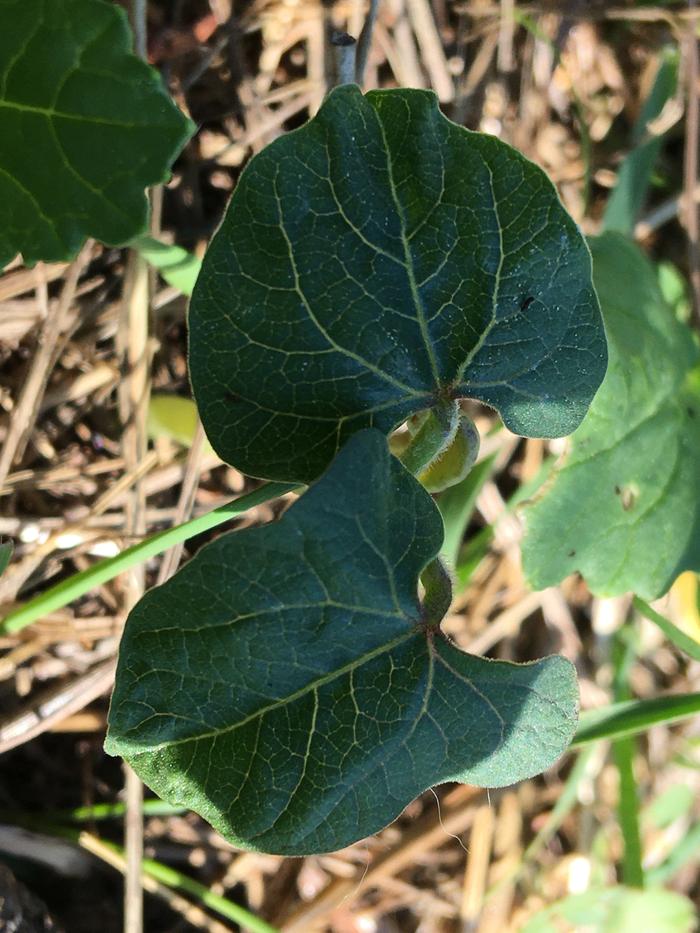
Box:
xmin=189 ymin=84 xmax=606 ymax=483
xmin=522 ymin=233 xmax=700 ymax=599
xmin=522 ymin=886 xmax=696 ymax=933
xmin=106 ymin=430 xmax=577 ymax=855
xmin=0 ymin=0 xmax=193 ymax=267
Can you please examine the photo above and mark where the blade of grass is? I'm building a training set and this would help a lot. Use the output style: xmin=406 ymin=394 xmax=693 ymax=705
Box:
xmin=79 ymin=831 xmax=280 ymax=933
xmin=21 ymin=800 xmax=186 ymax=823
xmin=484 ymin=745 xmax=599 ymax=905
xmin=4 ymin=814 xmax=279 ymax=933
xmin=573 ymin=692 xmax=700 ymax=746
xmin=0 ymin=482 xmax=297 ymax=635
xmin=603 ymin=48 xmax=678 ymax=234
xmin=647 ymin=821 xmax=700 ymax=885
xmin=633 ymin=595 xmax=700 ymax=661
xmin=438 ymin=454 xmax=495 ymax=567
xmin=612 ymin=625 xmax=645 ymax=888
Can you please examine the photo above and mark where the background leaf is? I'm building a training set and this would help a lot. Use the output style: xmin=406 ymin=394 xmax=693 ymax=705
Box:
xmin=522 ymin=886 xmax=696 ymax=933
xmin=522 ymin=233 xmax=700 ymax=599
xmin=106 ymin=430 xmax=577 ymax=855
xmin=0 ymin=540 xmax=12 ymax=577
xmin=0 ymin=0 xmax=193 ymax=266
xmin=135 ymin=235 xmax=201 ymax=296
xmin=189 ymin=84 xmax=606 ymax=483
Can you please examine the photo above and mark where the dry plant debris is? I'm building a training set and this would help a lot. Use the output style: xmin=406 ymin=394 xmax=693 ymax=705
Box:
xmin=1 ymin=2 xmax=699 ymax=932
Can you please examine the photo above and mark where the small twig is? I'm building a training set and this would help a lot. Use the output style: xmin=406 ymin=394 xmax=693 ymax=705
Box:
xmin=0 ymin=658 xmax=117 ymax=754
xmin=119 ymin=0 xmax=152 ymax=907
xmin=685 ymin=0 xmax=700 ymax=327
xmin=497 ymin=0 xmax=515 ymax=73
xmin=331 ymin=32 xmax=357 ymax=87
xmin=279 ymin=785 xmax=482 ymax=931
xmin=78 ymin=832 xmax=245 ymax=933
xmin=130 ymin=0 xmax=148 ymax=59
xmin=355 ymin=0 xmax=380 ymax=86
xmin=156 ymin=423 xmax=206 ymax=585
xmin=404 ymin=0 xmax=454 ymax=101
xmin=0 ymin=244 xmax=92 ymax=491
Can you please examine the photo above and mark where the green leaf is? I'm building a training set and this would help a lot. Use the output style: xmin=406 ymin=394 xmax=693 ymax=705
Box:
xmin=522 ymin=886 xmax=696 ymax=933
xmin=522 ymin=233 xmax=700 ymax=599
xmin=148 ymin=394 xmax=207 ymax=450
xmin=0 ymin=540 xmax=12 ymax=577
xmin=135 ymin=236 xmax=201 ymax=297
xmin=0 ymin=0 xmax=193 ymax=266
xmin=106 ymin=429 xmax=577 ymax=856
xmin=189 ymin=84 xmax=606 ymax=483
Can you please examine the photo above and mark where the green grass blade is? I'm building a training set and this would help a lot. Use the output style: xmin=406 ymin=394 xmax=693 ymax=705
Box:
xmin=43 ymin=799 xmax=186 ymax=822
xmin=612 ymin=626 xmax=644 ymax=887
xmin=139 ymin=853 xmax=280 ymax=933
xmin=573 ymin=692 xmax=700 ymax=746
xmin=0 ymin=482 xmax=296 ymax=635
xmin=603 ymin=48 xmax=678 ymax=234
xmin=614 ymin=736 xmax=645 ymax=886
xmin=647 ymin=821 xmax=700 ymax=885
xmin=633 ymin=595 xmax=700 ymax=661
xmin=438 ymin=454 xmax=495 ymax=568
xmin=3 ymin=815 xmax=279 ymax=933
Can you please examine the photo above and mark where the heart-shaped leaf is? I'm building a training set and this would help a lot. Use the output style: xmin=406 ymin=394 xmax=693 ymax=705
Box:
xmin=0 ymin=0 xmax=193 ymax=266
xmin=106 ymin=429 xmax=577 ymax=855
xmin=522 ymin=233 xmax=700 ymax=599
xmin=189 ymin=85 xmax=606 ymax=483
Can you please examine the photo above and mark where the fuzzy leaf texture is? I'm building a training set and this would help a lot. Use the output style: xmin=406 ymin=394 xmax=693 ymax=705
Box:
xmin=522 ymin=233 xmax=700 ymax=599
xmin=189 ymin=85 xmax=607 ymax=483
xmin=0 ymin=0 xmax=193 ymax=266
xmin=106 ymin=430 xmax=578 ymax=855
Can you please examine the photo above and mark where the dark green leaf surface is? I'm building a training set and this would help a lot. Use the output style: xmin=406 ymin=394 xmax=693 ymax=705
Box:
xmin=0 ymin=0 xmax=193 ymax=266
xmin=523 ymin=233 xmax=700 ymax=599
xmin=0 ymin=541 xmax=12 ymax=577
xmin=189 ymin=85 xmax=606 ymax=483
xmin=106 ymin=430 xmax=577 ymax=855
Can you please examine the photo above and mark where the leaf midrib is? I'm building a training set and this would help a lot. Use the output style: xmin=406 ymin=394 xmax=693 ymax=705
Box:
xmin=114 ymin=626 xmax=420 ymax=754
xmin=0 ymin=98 xmax=171 ymax=130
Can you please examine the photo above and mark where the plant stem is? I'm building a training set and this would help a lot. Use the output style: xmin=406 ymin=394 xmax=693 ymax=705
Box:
xmin=420 ymin=557 xmax=453 ymax=625
xmin=614 ymin=735 xmax=645 ymax=887
xmin=0 ymin=482 xmax=297 ymax=635
xmin=331 ymin=32 xmax=357 ymax=86
xmin=355 ymin=0 xmax=380 ymax=86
